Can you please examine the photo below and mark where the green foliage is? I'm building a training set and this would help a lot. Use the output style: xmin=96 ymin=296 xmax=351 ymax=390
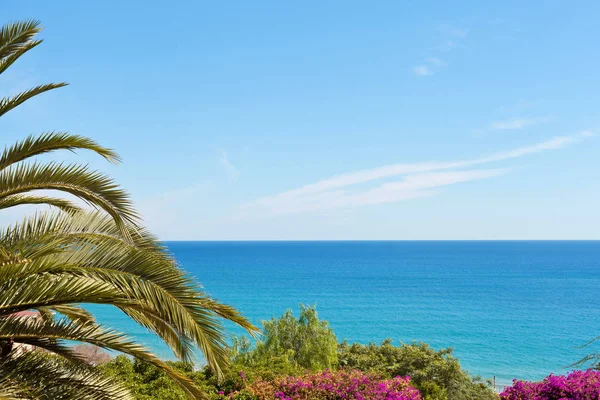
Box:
xmin=229 ymin=390 xmax=258 ymax=400
xmin=337 ymin=339 xmax=496 ymax=400
xmin=230 ymin=335 xmax=303 ymax=379
xmin=98 ymin=308 xmax=498 ymax=400
xmin=101 ymin=356 xmax=189 ymax=400
xmin=234 ymin=304 xmax=338 ymax=371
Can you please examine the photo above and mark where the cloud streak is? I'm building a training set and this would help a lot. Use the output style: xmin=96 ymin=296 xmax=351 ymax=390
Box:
xmin=413 ymin=24 xmax=465 ymax=76
xmin=241 ymin=132 xmax=594 ymax=218
xmin=490 ymin=116 xmax=552 ymax=131
xmin=413 ymin=65 xmax=433 ymax=76
xmin=219 ymin=149 xmax=240 ymax=180
xmin=413 ymin=58 xmax=446 ymax=77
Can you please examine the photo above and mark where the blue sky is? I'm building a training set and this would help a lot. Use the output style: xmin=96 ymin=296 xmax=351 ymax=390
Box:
xmin=1 ymin=1 xmax=599 ymax=239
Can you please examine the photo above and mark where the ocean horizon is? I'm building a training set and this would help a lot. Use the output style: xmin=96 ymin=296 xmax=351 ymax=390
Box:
xmin=89 ymin=240 xmax=600 ymax=388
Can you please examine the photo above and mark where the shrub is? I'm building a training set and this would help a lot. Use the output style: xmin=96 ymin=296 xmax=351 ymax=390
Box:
xmin=338 ymin=339 xmax=495 ymax=400
xmin=100 ymin=308 xmax=496 ymax=400
xmin=500 ymin=370 xmax=600 ymax=400
xmin=234 ymin=304 xmax=338 ymax=371
xmin=100 ymin=356 xmax=196 ymax=400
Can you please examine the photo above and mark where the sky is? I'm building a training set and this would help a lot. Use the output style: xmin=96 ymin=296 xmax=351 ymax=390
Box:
xmin=1 ymin=1 xmax=599 ymax=240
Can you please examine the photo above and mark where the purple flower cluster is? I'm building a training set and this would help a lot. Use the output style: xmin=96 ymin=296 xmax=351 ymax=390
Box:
xmin=248 ymin=369 xmax=421 ymax=400
xmin=500 ymin=370 xmax=600 ymax=400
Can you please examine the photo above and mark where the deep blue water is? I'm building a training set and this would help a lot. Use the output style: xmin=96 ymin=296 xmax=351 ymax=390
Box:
xmin=91 ymin=241 xmax=600 ymax=386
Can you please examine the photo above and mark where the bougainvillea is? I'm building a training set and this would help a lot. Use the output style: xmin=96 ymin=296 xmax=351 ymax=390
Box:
xmin=500 ymin=370 xmax=600 ymax=400
xmin=238 ymin=369 xmax=422 ymax=400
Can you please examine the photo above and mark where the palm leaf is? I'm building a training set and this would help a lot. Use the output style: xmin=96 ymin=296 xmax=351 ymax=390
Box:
xmin=0 ymin=163 xmax=138 ymax=240
xmin=0 ymin=20 xmax=41 ymax=61
xmin=0 ymin=194 xmax=80 ymax=212
xmin=0 ymin=211 xmax=155 ymax=254
xmin=42 ymin=304 xmax=95 ymax=323
xmin=0 ymin=132 xmax=120 ymax=171
xmin=0 ymin=274 xmax=134 ymax=315
xmin=0 ymin=261 xmax=232 ymax=369
xmin=0 ymin=39 xmax=41 ymax=75
xmin=0 ymin=83 xmax=68 ymax=119
xmin=0 ymin=350 xmax=133 ymax=400
xmin=0 ymin=316 xmax=206 ymax=399
xmin=0 ymin=211 xmax=259 ymax=370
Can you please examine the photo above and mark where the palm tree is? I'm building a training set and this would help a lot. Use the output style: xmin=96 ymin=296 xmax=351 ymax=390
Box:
xmin=0 ymin=20 xmax=258 ymax=399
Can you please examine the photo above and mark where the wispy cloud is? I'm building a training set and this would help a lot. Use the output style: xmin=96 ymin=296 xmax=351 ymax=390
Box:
xmin=490 ymin=116 xmax=553 ymax=131
xmin=246 ymin=168 xmax=505 ymax=216
xmin=413 ymin=57 xmax=447 ymax=77
xmin=437 ymin=24 xmax=469 ymax=52
xmin=219 ymin=149 xmax=240 ymax=180
xmin=240 ymin=132 xmax=594 ymax=218
xmin=413 ymin=24 xmax=465 ymax=76
xmin=413 ymin=65 xmax=433 ymax=76
xmin=426 ymin=57 xmax=447 ymax=67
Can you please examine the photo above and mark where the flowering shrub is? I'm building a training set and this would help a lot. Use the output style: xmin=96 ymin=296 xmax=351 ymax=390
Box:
xmin=500 ymin=370 xmax=600 ymax=400
xmin=238 ymin=369 xmax=422 ymax=400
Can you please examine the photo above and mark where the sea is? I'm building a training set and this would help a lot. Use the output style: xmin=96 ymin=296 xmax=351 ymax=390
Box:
xmin=90 ymin=241 xmax=600 ymax=388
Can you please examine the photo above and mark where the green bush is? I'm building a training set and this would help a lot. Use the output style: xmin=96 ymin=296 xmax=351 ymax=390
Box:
xmin=99 ymin=306 xmax=496 ymax=400
xmin=234 ymin=304 xmax=338 ymax=371
xmin=100 ymin=356 xmax=196 ymax=400
xmin=338 ymin=339 xmax=496 ymax=400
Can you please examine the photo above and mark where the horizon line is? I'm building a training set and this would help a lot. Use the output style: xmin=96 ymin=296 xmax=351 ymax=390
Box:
xmin=160 ymin=239 xmax=600 ymax=242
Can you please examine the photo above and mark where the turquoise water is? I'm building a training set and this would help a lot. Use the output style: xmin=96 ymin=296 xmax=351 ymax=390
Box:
xmin=91 ymin=241 xmax=600 ymax=387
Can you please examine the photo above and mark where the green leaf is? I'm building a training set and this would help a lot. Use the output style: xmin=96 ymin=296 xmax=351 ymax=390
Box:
xmin=0 ymin=83 xmax=68 ymax=118
xmin=0 ymin=132 xmax=121 ymax=171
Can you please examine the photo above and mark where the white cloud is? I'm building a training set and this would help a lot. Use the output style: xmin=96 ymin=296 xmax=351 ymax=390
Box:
xmin=437 ymin=25 xmax=469 ymax=52
xmin=242 ymin=168 xmax=506 ymax=218
xmin=219 ymin=149 xmax=239 ymax=180
xmin=414 ymin=24 xmax=465 ymax=76
xmin=413 ymin=57 xmax=447 ymax=76
xmin=241 ymin=132 xmax=594 ymax=218
xmin=426 ymin=57 xmax=447 ymax=67
xmin=490 ymin=116 xmax=552 ymax=131
xmin=413 ymin=65 xmax=433 ymax=76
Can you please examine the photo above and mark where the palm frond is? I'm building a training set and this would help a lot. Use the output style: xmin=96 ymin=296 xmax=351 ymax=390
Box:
xmin=0 ymin=316 xmax=206 ymax=399
xmin=0 ymin=274 xmax=133 ymax=315
xmin=118 ymin=307 xmax=195 ymax=362
xmin=37 ymin=307 xmax=55 ymax=322
xmin=0 ymin=83 xmax=68 ymax=119
xmin=0 ymin=20 xmax=41 ymax=61
xmin=0 ymin=194 xmax=80 ymax=212
xmin=0 ymin=211 xmax=156 ymax=254
xmin=42 ymin=304 xmax=95 ymax=323
xmin=0 ymin=211 xmax=259 ymax=371
xmin=0 ymin=262 xmax=230 ymax=370
xmin=0 ymin=350 xmax=133 ymax=400
xmin=0 ymin=39 xmax=41 ymax=75
xmin=0 ymin=163 xmax=138 ymax=239
xmin=0 ymin=132 xmax=120 ymax=171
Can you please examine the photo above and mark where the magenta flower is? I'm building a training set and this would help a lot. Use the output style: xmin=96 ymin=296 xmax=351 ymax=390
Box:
xmin=500 ymin=370 xmax=600 ymax=400
xmin=245 ymin=369 xmax=422 ymax=399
